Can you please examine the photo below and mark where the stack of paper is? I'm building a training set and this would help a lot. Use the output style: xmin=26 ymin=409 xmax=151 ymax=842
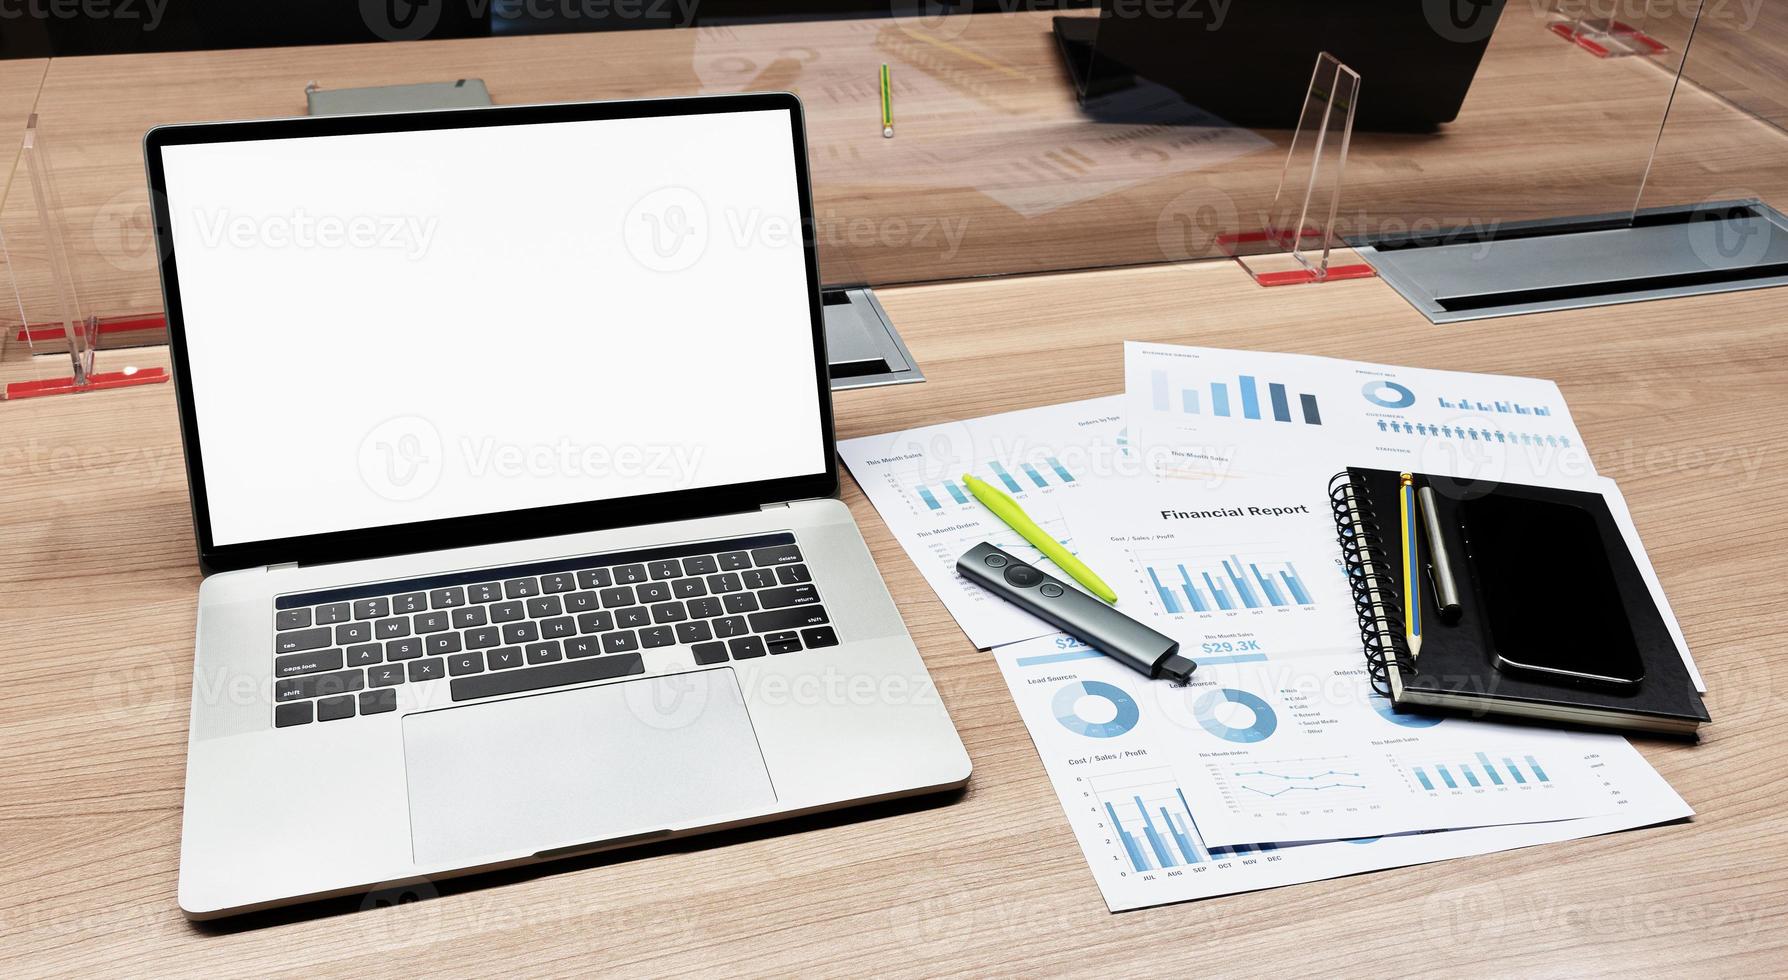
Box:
xmin=838 ymin=342 xmax=1697 ymax=911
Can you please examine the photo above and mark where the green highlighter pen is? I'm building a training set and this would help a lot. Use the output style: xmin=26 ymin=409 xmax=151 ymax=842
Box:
xmin=960 ymin=473 xmax=1119 ymax=604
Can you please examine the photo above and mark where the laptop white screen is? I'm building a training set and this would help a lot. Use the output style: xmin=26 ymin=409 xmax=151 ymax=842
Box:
xmin=158 ymin=108 xmax=825 ymax=548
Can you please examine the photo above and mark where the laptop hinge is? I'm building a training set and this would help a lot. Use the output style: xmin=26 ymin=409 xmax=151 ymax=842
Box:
xmin=759 ymin=502 xmax=791 ymax=511
xmin=267 ymin=562 xmax=299 ymax=572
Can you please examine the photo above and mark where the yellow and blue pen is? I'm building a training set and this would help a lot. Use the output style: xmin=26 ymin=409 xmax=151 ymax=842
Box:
xmin=1400 ymin=472 xmax=1422 ymax=659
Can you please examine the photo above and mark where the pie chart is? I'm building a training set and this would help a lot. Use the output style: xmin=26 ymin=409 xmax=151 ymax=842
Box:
xmin=1053 ymin=680 xmax=1141 ymax=738
xmin=1194 ymin=687 xmax=1278 ymax=743
xmin=1361 ymin=380 xmax=1416 ymax=409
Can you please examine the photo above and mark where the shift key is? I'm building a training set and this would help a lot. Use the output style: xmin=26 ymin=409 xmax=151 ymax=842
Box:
xmin=274 ymin=669 xmax=365 ymax=702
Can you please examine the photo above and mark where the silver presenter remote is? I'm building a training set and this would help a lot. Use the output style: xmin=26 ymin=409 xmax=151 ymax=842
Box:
xmin=956 ymin=542 xmax=1198 ymax=684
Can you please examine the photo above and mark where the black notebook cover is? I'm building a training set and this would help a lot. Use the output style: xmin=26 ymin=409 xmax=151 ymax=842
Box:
xmin=1331 ymin=468 xmax=1709 ymax=734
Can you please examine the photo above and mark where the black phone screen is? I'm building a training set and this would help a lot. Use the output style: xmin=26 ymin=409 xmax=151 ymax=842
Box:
xmin=1461 ymin=492 xmax=1644 ymax=689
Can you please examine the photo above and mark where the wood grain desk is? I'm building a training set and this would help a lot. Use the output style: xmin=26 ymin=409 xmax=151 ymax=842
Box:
xmin=6 ymin=7 xmax=1788 ymax=353
xmin=2 ymin=254 xmax=1786 ymax=973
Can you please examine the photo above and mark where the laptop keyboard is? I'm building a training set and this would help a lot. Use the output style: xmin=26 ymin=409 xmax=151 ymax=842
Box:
xmin=268 ymin=532 xmax=835 ymax=728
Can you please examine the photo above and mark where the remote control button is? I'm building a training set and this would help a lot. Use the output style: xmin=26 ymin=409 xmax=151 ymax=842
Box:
xmin=1003 ymin=564 xmax=1043 ymax=588
xmin=983 ymin=553 xmax=1008 ymax=568
xmin=1039 ymin=583 xmax=1065 ymax=598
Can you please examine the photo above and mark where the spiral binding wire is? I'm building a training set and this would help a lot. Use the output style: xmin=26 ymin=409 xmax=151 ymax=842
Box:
xmin=1329 ymin=471 xmax=1416 ymax=698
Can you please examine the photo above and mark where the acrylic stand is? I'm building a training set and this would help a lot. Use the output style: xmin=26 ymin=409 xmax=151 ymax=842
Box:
xmin=1219 ymin=53 xmax=1375 ymax=288
xmin=4 ymin=115 xmax=167 ymax=401
xmin=1547 ymin=5 xmax=1668 ymax=58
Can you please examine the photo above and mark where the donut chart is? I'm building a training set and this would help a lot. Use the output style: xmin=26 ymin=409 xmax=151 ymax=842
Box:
xmin=1361 ymin=380 xmax=1416 ymax=409
xmin=1370 ymin=694 xmax=1444 ymax=728
xmin=1053 ymin=680 xmax=1141 ymax=738
xmin=1193 ymin=688 xmax=1279 ymax=743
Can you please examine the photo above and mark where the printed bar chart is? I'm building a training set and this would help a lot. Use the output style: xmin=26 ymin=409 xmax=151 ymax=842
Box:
xmin=1146 ymin=555 xmax=1316 ymax=613
xmin=910 ymin=458 xmax=1078 ymax=510
xmin=1438 ymin=395 xmax=1552 ymax=416
xmin=1150 ymin=369 xmax=1322 ymax=426
xmin=1091 ymin=769 xmax=1278 ymax=873
xmin=1411 ymin=753 xmax=1552 ymax=792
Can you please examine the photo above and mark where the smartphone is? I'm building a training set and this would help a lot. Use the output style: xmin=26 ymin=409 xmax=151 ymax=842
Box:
xmin=1460 ymin=492 xmax=1644 ymax=692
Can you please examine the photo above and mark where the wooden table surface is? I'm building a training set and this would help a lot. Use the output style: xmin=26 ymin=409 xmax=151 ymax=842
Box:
xmin=2 ymin=254 xmax=1786 ymax=974
xmin=6 ymin=5 xmax=1788 ymax=351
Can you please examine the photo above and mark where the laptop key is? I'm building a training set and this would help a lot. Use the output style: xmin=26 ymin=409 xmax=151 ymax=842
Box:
xmin=723 ymin=593 xmax=759 ymax=614
xmin=276 ymin=626 xmax=333 ymax=654
xmin=713 ymin=615 xmax=749 ymax=638
xmin=464 ymin=626 xmax=501 ymax=649
xmin=452 ymin=606 xmax=487 ymax=628
xmin=683 ymin=555 xmax=719 ymax=575
xmin=758 ymin=585 xmax=819 ymax=609
xmin=275 ymin=648 xmax=343 ymax=677
xmin=750 ymin=544 xmax=803 ymax=566
xmin=386 ymin=637 xmax=423 ymax=661
xmin=640 ymin=626 xmax=676 ymax=648
xmin=718 ymin=551 xmax=752 ymax=571
xmin=672 ymin=577 xmax=707 ymax=599
xmin=636 ymin=581 xmax=673 ymax=603
xmin=602 ymin=631 xmax=639 ymax=654
xmin=503 ymin=622 xmax=540 ymax=644
xmin=577 ymin=610 xmax=615 ymax=634
xmin=742 ymin=569 xmax=776 ymax=590
xmin=614 ymin=607 xmax=650 ymax=629
xmin=394 ymin=592 xmax=428 ymax=614
xmin=274 ymin=702 xmax=313 ymax=727
xmin=276 ymin=608 xmax=311 ymax=631
xmin=776 ymin=564 xmax=813 ymax=585
xmin=346 ymin=643 xmax=383 ymax=667
xmin=526 ymin=642 xmax=562 ymax=665
xmin=490 ymin=600 xmax=525 ymax=624
xmin=488 ymin=647 xmax=524 ymax=670
xmin=315 ymin=602 xmax=351 ymax=625
xmin=469 ymin=582 xmax=504 ymax=604
xmin=727 ymin=636 xmax=767 ymax=660
xmin=691 ymin=641 xmax=728 ymax=665
xmin=526 ymin=595 xmax=562 ymax=618
xmin=353 ymin=597 xmax=390 ymax=620
xmin=565 ymin=590 xmax=600 ymax=612
xmin=359 ymin=689 xmax=398 ymax=715
xmin=613 ymin=564 xmax=648 ymax=585
xmin=429 ymin=587 xmax=465 ymax=609
xmin=375 ymin=617 xmax=410 ymax=639
xmin=576 ymin=567 xmax=612 ymax=589
xmin=599 ymin=586 xmax=635 ymax=608
xmin=749 ymin=606 xmax=830 ymax=633
xmin=449 ymin=653 xmax=485 ymax=676
xmin=687 ymin=596 xmax=723 ymax=619
xmin=541 ymin=573 xmax=576 ymax=594
xmin=414 ymin=611 xmax=449 ymax=634
xmin=651 ymin=602 xmax=687 ymax=624
xmin=675 ymin=621 xmax=713 ymax=644
xmin=426 ymin=633 xmax=461 ymax=656
xmin=336 ymin=622 xmax=373 ymax=645
xmin=369 ymin=664 xmax=405 ymax=687
xmin=565 ymin=637 xmax=602 ymax=658
xmin=765 ymin=632 xmax=802 ymax=655
xmin=801 ymin=626 xmax=840 ymax=649
xmin=540 ymin=616 xmax=576 ymax=639
xmin=449 ymin=652 xmax=644 ymax=702
xmin=275 ymin=669 xmax=365 ymax=702
xmin=649 ymin=559 xmax=682 ymax=580
xmin=317 ymin=695 xmax=355 ymax=722
xmin=408 ymin=658 xmax=446 ymax=682
xmin=706 ymin=572 xmax=743 ymax=594
xmin=504 ymin=577 xmax=539 ymax=599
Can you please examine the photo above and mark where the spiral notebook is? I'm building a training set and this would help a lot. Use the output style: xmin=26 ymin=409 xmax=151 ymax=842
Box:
xmin=1329 ymin=467 xmax=1709 ymax=735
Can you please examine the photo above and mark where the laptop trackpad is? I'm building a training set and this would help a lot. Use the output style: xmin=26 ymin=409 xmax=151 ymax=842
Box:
xmin=403 ymin=668 xmax=776 ymax=868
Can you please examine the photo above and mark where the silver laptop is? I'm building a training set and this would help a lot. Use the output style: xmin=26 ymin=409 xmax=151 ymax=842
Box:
xmin=144 ymin=94 xmax=970 ymax=919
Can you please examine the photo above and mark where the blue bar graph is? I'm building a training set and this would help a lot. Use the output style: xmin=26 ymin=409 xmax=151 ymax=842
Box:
xmin=945 ymin=480 xmax=968 ymax=504
xmin=1268 ymin=382 xmax=1292 ymax=422
xmin=1150 ymin=556 xmax=1315 ymax=613
xmin=1147 ymin=567 xmax=1182 ymax=614
xmin=1177 ymin=565 xmax=1210 ymax=613
xmin=917 ymin=486 xmax=940 ymax=509
xmin=1095 ymin=777 xmax=1230 ymax=873
xmin=1240 ymin=375 xmax=1262 ymax=419
xmin=1462 ymin=766 xmax=1481 ymax=788
xmin=1047 ymin=457 xmax=1075 ymax=482
xmin=1300 ymin=393 xmax=1322 ymax=425
xmin=1182 ymin=388 xmax=1200 ymax=414
xmin=988 ymin=461 xmax=1022 ymax=493
xmin=1478 ymin=752 xmax=1504 ymax=786
xmin=1251 ymin=564 xmax=1285 ymax=606
xmin=1151 ymin=370 xmax=1170 ymax=411
xmin=1414 ymin=767 xmax=1435 ymax=790
xmin=1525 ymin=755 xmax=1550 ymax=782
xmin=1020 ymin=462 xmax=1048 ymax=488
xmin=1222 ymin=557 xmax=1262 ymax=609
xmin=1203 ymin=572 xmax=1234 ymax=611
xmin=1504 ymin=757 xmax=1527 ymax=784
xmin=1280 ymin=566 xmax=1312 ymax=604
xmin=1211 ymin=382 xmax=1231 ymax=416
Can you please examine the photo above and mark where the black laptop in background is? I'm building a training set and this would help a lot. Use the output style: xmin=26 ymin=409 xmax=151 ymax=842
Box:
xmin=1055 ymin=0 xmax=1510 ymax=131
